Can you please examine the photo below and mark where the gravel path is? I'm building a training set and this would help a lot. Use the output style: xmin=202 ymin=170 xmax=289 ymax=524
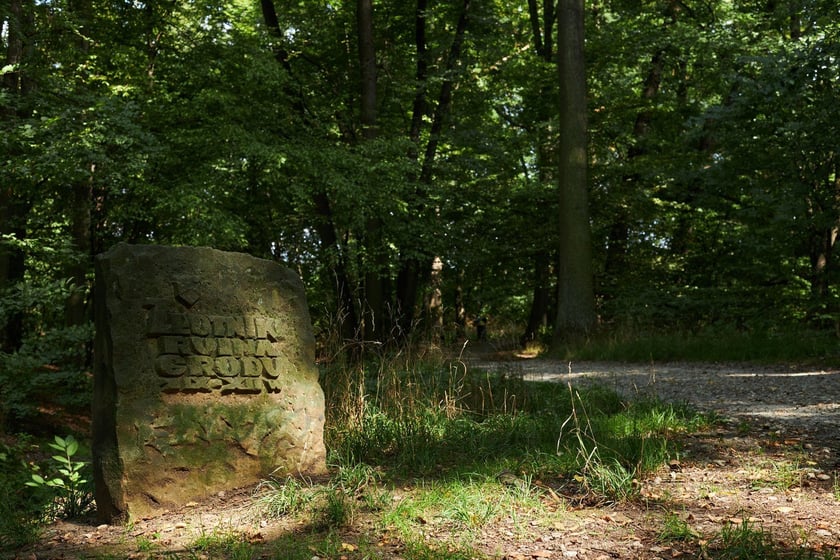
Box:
xmin=468 ymin=358 xmax=840 ymax=448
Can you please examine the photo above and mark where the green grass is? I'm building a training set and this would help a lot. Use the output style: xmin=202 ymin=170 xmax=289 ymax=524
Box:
xmin=285 ymin=359 xmax=716 ymax=555
xmin=9 ymin=341 xmax=838 ymax=560
xmin=703 ymin=520 xmax=836 ymax=560
xmin=657 ymin=511 xmax=698 ymax=543
xmin=748 ymin=459 xmax=804 ymax=491
xmin=190 ymin=529 xmax=256 ymax=560
xmin=243 ymin=373 xmax=710 ymax=558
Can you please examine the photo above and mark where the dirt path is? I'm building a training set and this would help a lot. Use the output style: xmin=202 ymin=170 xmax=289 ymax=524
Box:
xmin=463 ymin=358 xmax=840 ymax=558
xmin=16 ymin=359 xmax=840 ymax=560
xmin=467 ymin=358 xmax=840 ymax=455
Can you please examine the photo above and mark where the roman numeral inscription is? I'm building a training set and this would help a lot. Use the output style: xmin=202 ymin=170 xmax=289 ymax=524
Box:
xmin=148 ymin=311 xmax=294 ymax=394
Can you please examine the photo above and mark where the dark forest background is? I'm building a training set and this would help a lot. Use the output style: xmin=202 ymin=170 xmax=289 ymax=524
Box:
xmin=3 ymin=0 xmax=840 ymax=427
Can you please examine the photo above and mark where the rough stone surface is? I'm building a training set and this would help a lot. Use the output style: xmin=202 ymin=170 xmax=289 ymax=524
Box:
xmin=93 ymin=244 xmax=326 ymax=523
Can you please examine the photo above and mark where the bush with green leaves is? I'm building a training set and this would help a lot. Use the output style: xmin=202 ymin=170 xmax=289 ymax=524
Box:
xmin=25 ymin=435 xmax=93 ymax=520
xmin=0 ymin=437 xmax=47 ymax=549
xmin=0 ymin=279 xmax=93 ymax=428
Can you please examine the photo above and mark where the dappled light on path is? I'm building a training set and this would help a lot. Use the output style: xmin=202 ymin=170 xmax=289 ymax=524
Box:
xmin=468 ymin=359 xmax=840 ymax=442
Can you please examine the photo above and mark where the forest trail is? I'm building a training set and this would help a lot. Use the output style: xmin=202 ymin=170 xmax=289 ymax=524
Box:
xmin=465 ymin=356 xmax=840 ymax=455
xmin=17 ymin=358 xmax=840 ymax=560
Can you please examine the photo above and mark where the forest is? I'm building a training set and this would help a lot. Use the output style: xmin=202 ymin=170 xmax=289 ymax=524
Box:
xmin=2 ymin=0 xmax=840 ymax=428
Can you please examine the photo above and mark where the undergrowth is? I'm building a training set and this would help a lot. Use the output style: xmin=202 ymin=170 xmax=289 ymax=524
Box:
xmin=7 ymin=327 xmax=838 ymax=559
xmin=320 ymin=348 xmax=712 ymax=502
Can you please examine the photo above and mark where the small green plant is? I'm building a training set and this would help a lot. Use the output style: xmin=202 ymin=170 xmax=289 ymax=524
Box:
xmin=748 ymin=459 xmax=802 ymax=491
xmin=135 ymin=535 xmax=156 ymax=552
xmin=834 ymin=473 xmax=840 ymax=501
xmin=312 ymin=486 xmax=354 ymax=529
xmin=658 ymin=511 xmax=697 ymax=542
xmin=254 ymin=475 xmax=313 ymax=519
xmin=708 ymin=520 xmax=778 ymax=560
xmin=560 ymin=386 xmax=642 ymax=501
xmin=737 ymin=420 xmax=752 ymax=435
xmin=26 ymin=435 xmax=92 ymax=519
xmin=191 ymin=529 xmax=255 ymax=560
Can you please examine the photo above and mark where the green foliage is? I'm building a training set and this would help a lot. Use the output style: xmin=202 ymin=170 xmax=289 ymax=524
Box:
xmin=324 ymin=353 xmax=710 ymax=503
xmin=190 ymin=529 xmax=256 ymax=560
xmin=4 ymin=0 xmax=840 ymax=357
xmin=25 ymin=435 xmax=93 ymax=520
xmin=557 ymin=386 xmax=692 ymax=501
xmin=0 ymin=437 xmax=45 ymax=549
xmin=709 ymin=521 xmax=781 ymax=560
xmin=0 ymin=231 xmax=93 ymax=430
xmin=553 ymin=327 xmax=840 ymax=365
xmin=658 ymin=511 xmax=698 ymax=543
xmin=254 ymin=475 xmax=313 ymax=519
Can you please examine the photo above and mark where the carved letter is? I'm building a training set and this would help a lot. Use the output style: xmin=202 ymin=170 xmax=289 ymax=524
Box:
xmin=215 ymin=337 xmax=233 ymax=356
xmin=190 ymin=336 xmax=216 ymax=356
xmin=241 ymin=357 xmax=262 ymax=377
xmin=186 ymin=355 xmax=215 ymax=377
xmin=158 ymin=336 xmax=192 ymax=355
xmin=260 ymin=357 xmax=280 ymax=379
xmin=254 ymin=339 xmax=280 ymax=357
xmin=188 ymin=314 xmax=212 ymax=336
xmin=215 ymin=357 xmax=240 ymax=377
xmin=263 ymin=378 xmax=283 ymax=393
xmin=210 ymin=315 xmax=244 ymax=337
xmin=155 ymin=355 xmax=187 ymax=377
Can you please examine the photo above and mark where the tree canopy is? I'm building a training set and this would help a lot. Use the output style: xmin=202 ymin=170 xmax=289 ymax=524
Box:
xmin=2 ymin=0 xmax=840 ymax=423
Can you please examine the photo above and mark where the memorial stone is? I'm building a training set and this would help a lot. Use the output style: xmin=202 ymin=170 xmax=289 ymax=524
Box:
xmin=92 ymin=244 xmax=327 ymax=523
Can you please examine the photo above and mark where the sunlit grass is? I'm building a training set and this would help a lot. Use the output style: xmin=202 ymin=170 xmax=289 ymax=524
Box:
xmin=272 ymin=354 xmax=716 ymax=554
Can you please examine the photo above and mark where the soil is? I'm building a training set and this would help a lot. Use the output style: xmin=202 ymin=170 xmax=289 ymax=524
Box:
xmin=13 ymin=357 xmax=840 ymax=560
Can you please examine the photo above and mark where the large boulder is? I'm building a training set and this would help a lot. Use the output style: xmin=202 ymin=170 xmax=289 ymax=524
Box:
xmin=92 ymin=244 xmax=327 ymax=523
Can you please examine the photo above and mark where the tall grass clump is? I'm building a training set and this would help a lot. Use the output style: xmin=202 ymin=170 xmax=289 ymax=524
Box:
xmin=318 ymin=336 xmax=712 ymax=502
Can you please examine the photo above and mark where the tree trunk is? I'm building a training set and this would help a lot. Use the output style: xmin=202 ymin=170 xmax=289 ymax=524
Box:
xmin=522 ymin=252 xmax=552 ymax=346
xmin=0 ymin=189 xmax=27 ymax=354
xmin=65 ymin=0 xmax=95 ymax=332
xmin=424 ymin=256 xmax=444 ymax=341
xmin=396 ymin=0 xmax=471 ymax=337
xmin=313 ymin=193 xmax=360 ymax=344
xmin=418 ymin=0 xmax=470 ymax=186
xmin=553 ymin=0 xmax=596 ymax=341
xmin=0 ymin=0 xmax=34 ymax=353
xmin=356 ymin=0 xmax=388 ymax=343
xmin=407 ymin=0 xmax=429 ymax=158
xmin=357 ymin=0 xmax=377 ymax=141
xmin=65 ymin=174 xmax=93 ymax=329
xmin=527 ymin=0 xmax=556 ymax=61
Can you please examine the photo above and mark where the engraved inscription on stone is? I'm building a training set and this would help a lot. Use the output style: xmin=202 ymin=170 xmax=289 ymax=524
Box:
xmin=93 ymin=244 xmax=327 ymax=524
xmin=147 ymin=310 xmax=297 ymax=394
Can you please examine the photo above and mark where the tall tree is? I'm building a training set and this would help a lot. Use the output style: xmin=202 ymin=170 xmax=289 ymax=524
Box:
xmin=0 ymin=0 xmax=35 ymax=353
xmin=357 ymin=0 xmax=388 ymax=343
xmin=554 ymin=0 xmax=596 ymax=340
xmin=520 ymin=0 xmax=559 ymax=345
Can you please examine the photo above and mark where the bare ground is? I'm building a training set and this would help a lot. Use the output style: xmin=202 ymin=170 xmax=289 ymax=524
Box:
xmin=14 ymin=358 xmax=840 ymax=560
